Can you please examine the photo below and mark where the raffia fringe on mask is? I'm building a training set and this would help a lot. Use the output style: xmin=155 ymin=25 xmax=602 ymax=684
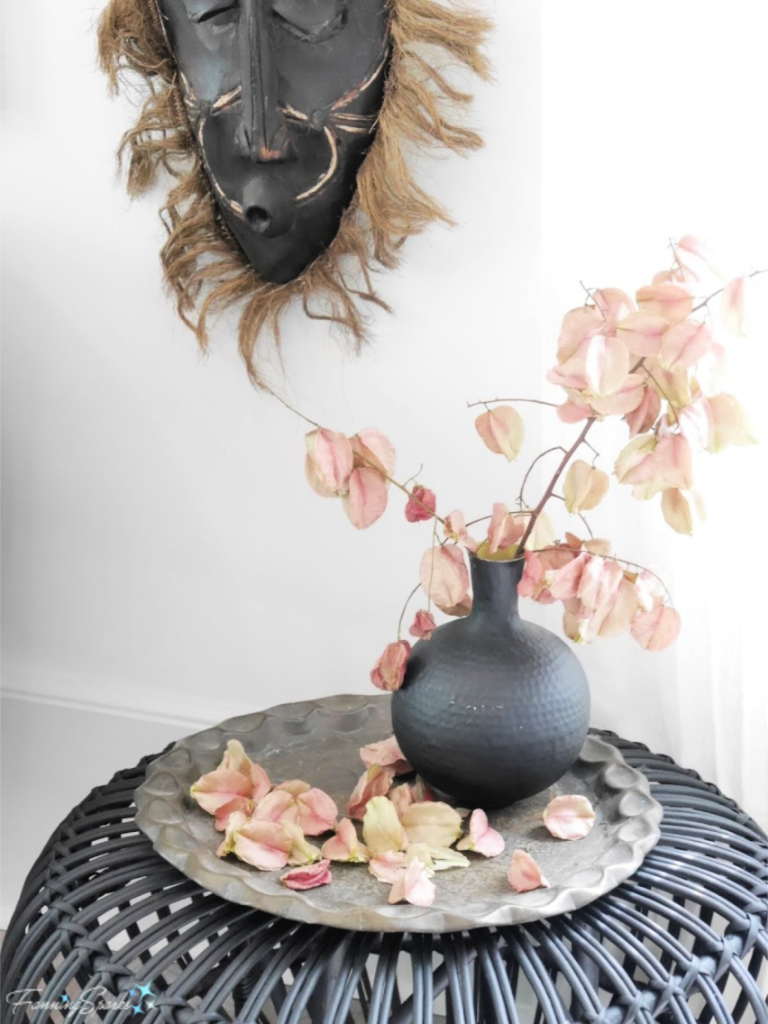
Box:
xmin=98 ymin=0 xmax=492 ymax=384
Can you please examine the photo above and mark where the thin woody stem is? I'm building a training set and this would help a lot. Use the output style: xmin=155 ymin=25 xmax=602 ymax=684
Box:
xmin=467 ymin=397 xmax=559 ymax=410
xmin=397 ymin=584 xmax=421 ymax=641
xmin=690 ymin=268 xmax=767 ymax=313
xmin=517 ymin=419 xmax=596 ymax=552
xmin=427 ymin=519 xmax=438 ymax=614
xmin=518 ymin=447 xmax=567 ymax=507
xmin=267 ymin=388 xmax=322 ymax=429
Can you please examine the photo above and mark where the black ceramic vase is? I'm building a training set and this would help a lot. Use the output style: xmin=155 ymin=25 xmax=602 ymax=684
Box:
xmin=391 ymin=554 xmax=590 ymax=808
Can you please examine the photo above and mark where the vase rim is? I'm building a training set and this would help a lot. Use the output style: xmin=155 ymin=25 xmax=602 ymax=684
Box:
xmin=468 ymin=551 xmax=526 ymax=565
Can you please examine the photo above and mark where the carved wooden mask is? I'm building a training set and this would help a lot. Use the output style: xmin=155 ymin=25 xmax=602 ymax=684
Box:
xmin=99 ymin=0 xmax=491 ymax=382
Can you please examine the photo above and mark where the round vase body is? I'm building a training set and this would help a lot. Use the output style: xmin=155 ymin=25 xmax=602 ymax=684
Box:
xmin=392 ymin=555 xmax=590 ymax=808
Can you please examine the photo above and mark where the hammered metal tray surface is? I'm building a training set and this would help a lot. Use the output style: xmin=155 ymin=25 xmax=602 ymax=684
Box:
xmin=135 ymin=694 xmax=662 ymax=933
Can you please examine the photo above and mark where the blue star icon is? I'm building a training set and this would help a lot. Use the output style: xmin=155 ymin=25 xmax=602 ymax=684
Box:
xmin=129 ymin=990 xmax=138 ymax=998
xmin=61 ymin=995 xmax=70 ymax=1004
xmin=132 ymin=1006 xmax=144 ymax=1017
xmin=137 ymin=984 xmax=156 ymax=1002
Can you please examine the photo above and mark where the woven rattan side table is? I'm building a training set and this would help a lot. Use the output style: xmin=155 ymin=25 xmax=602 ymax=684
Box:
xmin=2 ymin=729 xmax=767 ymax=1023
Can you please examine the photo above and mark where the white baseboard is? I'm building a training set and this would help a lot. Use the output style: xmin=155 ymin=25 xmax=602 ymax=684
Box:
xmin=0 ymin=669 xmax=264 ymax=929
xmin=1 ymin=666 xmax=257 ymax=730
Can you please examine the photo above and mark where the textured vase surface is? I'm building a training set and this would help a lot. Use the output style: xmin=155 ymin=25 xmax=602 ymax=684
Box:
xmin=391 ymin=555 xmax=590 ymax=808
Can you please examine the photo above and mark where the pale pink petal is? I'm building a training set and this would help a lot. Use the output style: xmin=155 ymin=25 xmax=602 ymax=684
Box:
xmin=322 ymin=818 xmax=370 ymax=863
xmin=405 ymin=486 xmax=437 ymax=523
xmin=587 ymin=375 xmax=646 ymax=417
xmin=444 ymin=510 xmax=479 ymax=553
xmin=368 ymin=850 xmax=408 ymax=883
xmin=525 ymin=510 xmax=555 ymax=553
xmin=508 ymin=850 xmax=549 ymax=892
xmin=616 ymin=434 xmax=692 ymax=496
xmin=661 ymin=489 xmax=693 ymax=535
xmin=276 ymin=779 xmax=312 ymax=797
xmin=370 ymin=640 xmax=411 ymax=693
xmin=389 ymin=784 xmax=415 ymax=818
xmin=696 ymin=342 xmax=727 ymax=396
xmin=281 ymin=822 xmax=323 ymax=866
xmin=305 ymin=429 xmax=354 ymax=495
xmin=563 ymin=461 xmax=610 ymax=514
xmin=549 ymin=551 xmax=590 ymax=601
xmin=250 ymin=764 xmax=273 ymax=802
xmin=707 ymin=394 xmax=756 ymax=451
xmin=363 ymin=796 xmax=408 ymax=855
xmin=652 ymin=267 xmax=697 ymax=291
xmin=410 ymin=778 xmax=436 ymax=803
xmin=547 ymin=346 xmax=590 ymax=390
xmin=677 ymin=399 xmax=712 ymax=451
xmin=675 ymin=234 xmax=722 ymax=282
xmin=616 ymin=311 xmax=669 ymax=357
xmin=557 ymin=399 xmax=592 ymax=424
xmin=343 ymin=467 xmax=389 ymax=529
xmin=557 ymin=306 xmax=605 ymax=361
xmin=252 ymin=789 xmax=300 ymax=826
xmin=297 ymin=788 xmax=338 ymax=836
xmin=348 ymin=765 xmax=396 ymax=820
xmin=388 ymin=858 xmax=436 ymax=907
xmin=475 ymin=407 xmax=525 ymax=461
xmin=409 ymin=610 xmax=437 ymax=640
xmin=400 ymin=801 xmax=462 ymax=848
xmin=635 ymin=570 xmax=665 ymax=612
xmin=721 ymin=275 xmax=747 ymax=336
xmin=190 ymin=769 xmax=254 ymax=815
xmin=280 ymin=860 xmax=332 ymax=890
xmin=456 ymin=809 xmax=505 ymax=858
xmin=485 ymin=502 xmax=526 ymax=556
xmin=544 ymin=795 xmax=596 ymax=840
xmin=592 ymin=287 xmax=635 ymax=330
xmin=631 ymin=606 xmax=682 ymax=651
xmin=218 ymin=739 xmax=251 ymax=775
xmin=625 ymin=388 xmax=661 ymax=438
xmin=214 ymin=797 xmax=255 ymax=832
xmin=352 ymin=428 xmax=396 ymax=477
xmin=636 ymin=283 xmax=693 ymax=323
xmin=584 ymin=335 xmax=630 ymax=397
xmin=658 ymin=320 xmax=712 ymax=372
xmin=360 ymin=736 xmax=412 ymax=775
xmin=232 ymin=820 xmax=293 ymax=871
xmin=597 ymin=576 xmax=641 ymax=638
xmin=419 ymin=546 xmax=470 ymax=609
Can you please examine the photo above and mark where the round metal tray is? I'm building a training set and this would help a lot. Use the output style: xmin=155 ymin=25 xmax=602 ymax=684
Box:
xmin=135 ymin=694 xmax=662 ymax=933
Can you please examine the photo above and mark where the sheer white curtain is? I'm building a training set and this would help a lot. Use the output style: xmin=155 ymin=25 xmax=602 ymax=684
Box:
xmin=541 ymin=0 xmax=768 ymax=826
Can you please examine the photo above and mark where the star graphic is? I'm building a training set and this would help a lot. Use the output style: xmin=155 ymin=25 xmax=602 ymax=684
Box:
xmin=137 ymin=984 xmax=156 ymax=1002
xmin=61 ymin=996 xmax=70 ymax=1004
xmin=129 ymin=990 xmax=138 ymax=998
xmin=145 ymin=1002 xmax=155 ymax=1011
xmin=132 ymin=1006 xmax=144 ymax=1017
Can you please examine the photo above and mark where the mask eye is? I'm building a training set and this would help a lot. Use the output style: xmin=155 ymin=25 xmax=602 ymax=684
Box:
xmin=272 ymin=0 xmax=346 ymax=41
xmin=184 ymin=0 xmax=238 ymax=26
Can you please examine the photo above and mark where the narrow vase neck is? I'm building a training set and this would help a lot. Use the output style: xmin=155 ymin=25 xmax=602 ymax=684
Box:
xmin=469 ymin=555 xmax=524 ymax=626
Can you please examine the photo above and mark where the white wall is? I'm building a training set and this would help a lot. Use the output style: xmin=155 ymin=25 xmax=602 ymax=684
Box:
xmin=2 ymin=0 xmax=766 ymax=927
xmin=1 ymin=0 xmax=541 ymax=924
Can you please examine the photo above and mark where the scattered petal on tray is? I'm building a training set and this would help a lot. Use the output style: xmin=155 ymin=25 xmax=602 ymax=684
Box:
xmin=508 ymin=850 xmax=550 ymax=893
xmin=543 ymin=794 xmax=597 ymax=840
xmin=322 ymin=818 xmax=370 ymax=863
xmin=359 ymin=735 xmax=413 ymax=775
xmin=388 ymin=858 xmax=436 ymax=907
xmin=347 ymin=764 xmax=395 ymax=820
xmin=457 ymin=809 xmax=506 ymax=858
xmin=281 ymin=860 xmax=333 ymax=890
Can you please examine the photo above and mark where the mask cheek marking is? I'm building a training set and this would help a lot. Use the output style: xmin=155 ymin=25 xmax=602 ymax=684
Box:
xmin=295 ymin=127 xmax=339 ymax=201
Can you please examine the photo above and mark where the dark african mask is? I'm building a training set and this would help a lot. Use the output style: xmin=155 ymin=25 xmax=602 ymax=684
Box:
xmin=156 ymin=0 xmax=391 ymax=284
xmin=99 ymin=0 xmax=491 ymax=382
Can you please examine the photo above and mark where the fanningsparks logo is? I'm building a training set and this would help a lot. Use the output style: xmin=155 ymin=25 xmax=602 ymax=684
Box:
xmin=6 ymin=982 xmax=157 ymax=1018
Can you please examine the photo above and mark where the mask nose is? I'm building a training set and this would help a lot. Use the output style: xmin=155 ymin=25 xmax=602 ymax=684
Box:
xmin=237 ymin=0 xmax=292 ymax=163
xmin=242 ymin=177 xmax=295 ymax=238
